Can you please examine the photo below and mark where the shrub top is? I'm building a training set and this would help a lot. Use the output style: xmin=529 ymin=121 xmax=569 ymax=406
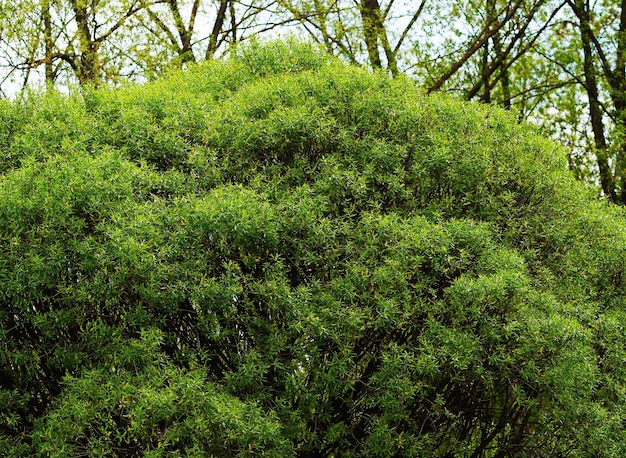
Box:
xmin=1 ymin=41 xmax=626 ymax=457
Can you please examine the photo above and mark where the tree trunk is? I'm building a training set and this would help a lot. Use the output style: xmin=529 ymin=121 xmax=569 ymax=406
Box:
xmin=576 ymin=0 xmax=616 ymax=201
xmin=360 ymin=0 xmax=398 ymax=75
xmin=42 ymin=0 xmax=54 ymax=87
xmin=168 ymin=0 xmax=198 ymax=64
xmin=612 ymin=0 xmax=626 ymax=203
xmin=71 ymin=0 xmax=100 ymax=85
xmin=360 ymin=0 xmax=383 ymax=69
xmin=480 ymin=0 xmax=496 ymax=103
xmin=206 ymin=0 xmax=228 ymax=60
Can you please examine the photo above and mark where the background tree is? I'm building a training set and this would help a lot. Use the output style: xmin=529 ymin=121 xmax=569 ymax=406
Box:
xmin=0 ymin=0 xmax=291 ymax=89
xmin=2 ymin=0 xmax=626 ymax=200
xmin=275 ymin=0 xmax=426 ymax=75
xmin=0 ymin=0 xmax=49 ymax=94
xmin=131 ymin=0 xmax=278 ymax=71
xmin=0 ymin=0 xmax=152 ymax=88
xmin=558 ymin=0 xmax=626 ymax=203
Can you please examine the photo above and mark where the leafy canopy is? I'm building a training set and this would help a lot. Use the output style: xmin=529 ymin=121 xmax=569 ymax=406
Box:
xmin=1 ymin=41 xmax=626 ymax=457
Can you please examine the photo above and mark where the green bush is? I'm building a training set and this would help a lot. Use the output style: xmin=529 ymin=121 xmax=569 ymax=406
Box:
xmin=1 ymin=41 xmax=626 ymax=456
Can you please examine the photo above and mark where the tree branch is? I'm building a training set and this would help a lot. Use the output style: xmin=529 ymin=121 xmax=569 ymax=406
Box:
xmin=427 ymin=0 xmax=525 ymax=93
xmin=466 ymin=0 xmax=566 ymax=101
xmin=393 ymin=0 xmax=427 ymax=56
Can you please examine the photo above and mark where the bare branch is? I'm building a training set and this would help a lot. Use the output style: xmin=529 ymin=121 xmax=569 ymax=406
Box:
xmin=145 ymin=7 xmax=180 ymax=50
xmin=393 ymin=0 xmax=427 ymax=56
xmin=466 ymin=0 xmax=566 ymax=101
xmin=427 ymin=0 xmax=525 ymax=93
xmin=96 ymin=1 xmax=148 ymax=44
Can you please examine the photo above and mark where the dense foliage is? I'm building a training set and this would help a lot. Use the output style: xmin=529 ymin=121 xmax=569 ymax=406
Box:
xmin=2 ymin=42 xmax=626 ymax=456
